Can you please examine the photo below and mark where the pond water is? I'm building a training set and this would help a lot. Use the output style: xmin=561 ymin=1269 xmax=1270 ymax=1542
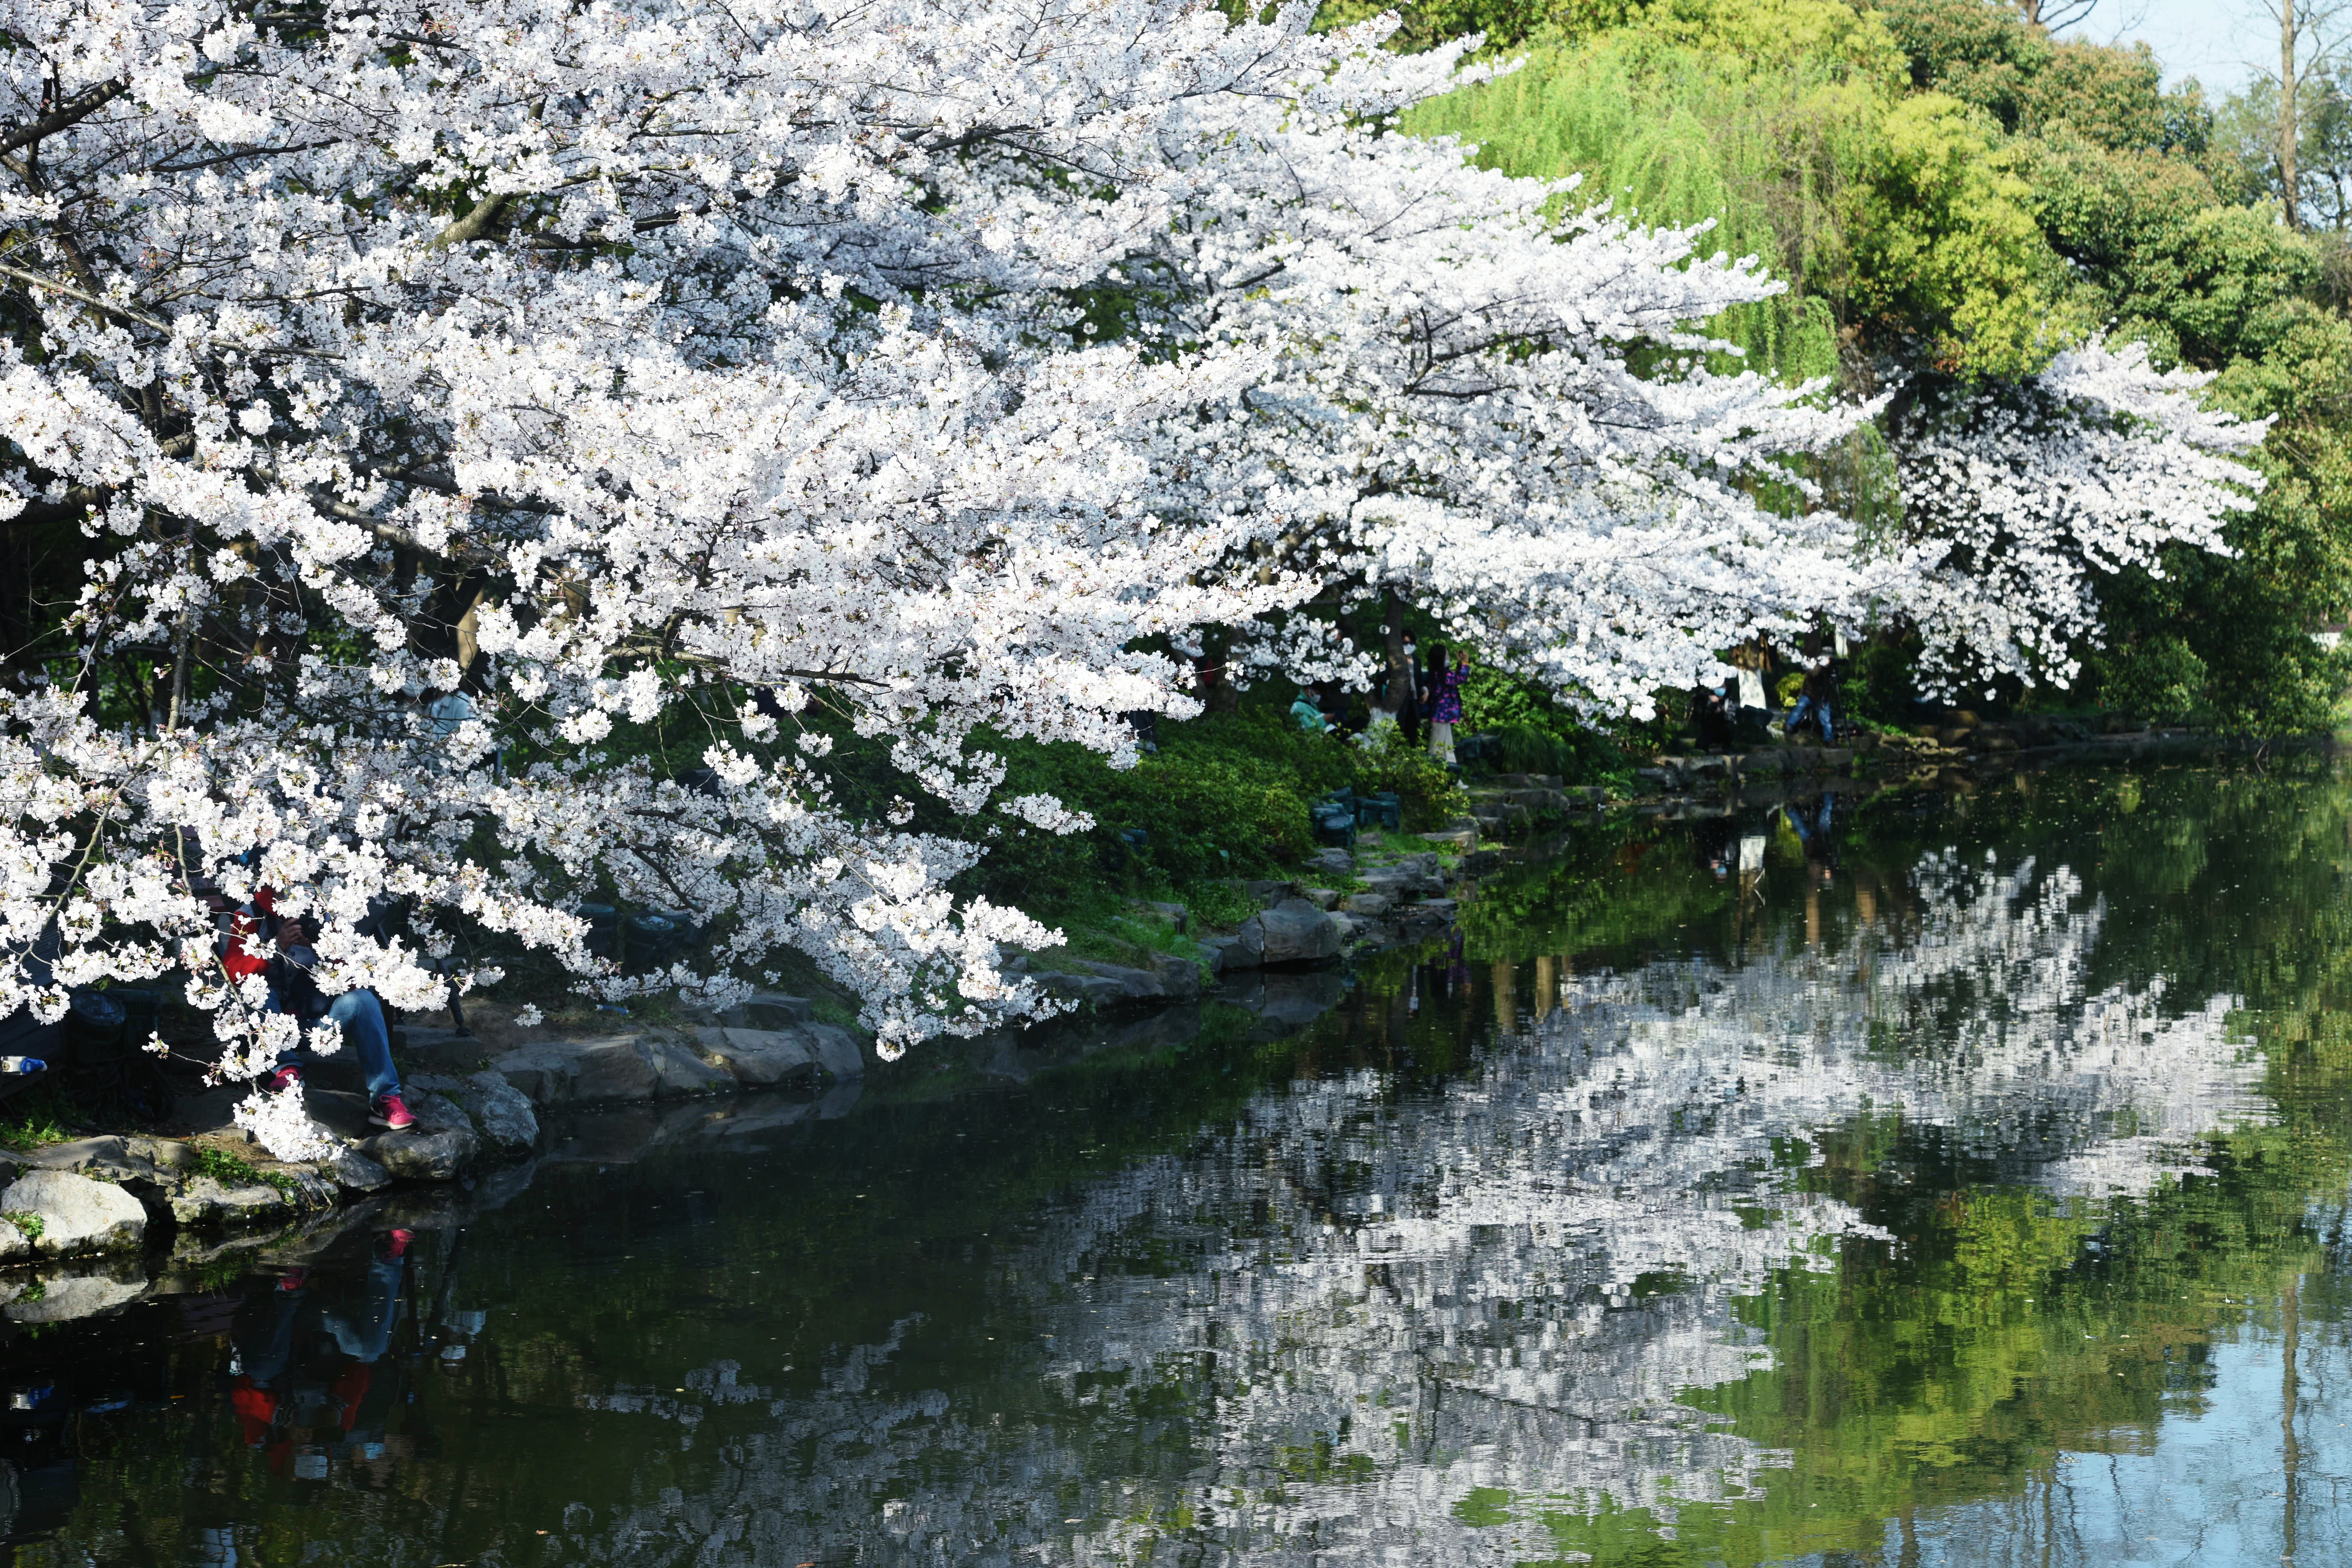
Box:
xmin=9 ymin=765 xmax=2352 ymax=1566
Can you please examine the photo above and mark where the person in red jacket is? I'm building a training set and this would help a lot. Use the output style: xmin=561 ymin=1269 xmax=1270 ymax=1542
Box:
xmin=221 ymin=892 xmax=414 ymax=1131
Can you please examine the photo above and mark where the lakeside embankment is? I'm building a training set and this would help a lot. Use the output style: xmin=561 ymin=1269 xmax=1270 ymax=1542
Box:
xmin=0 ymin=722 xmax=2310 ymax=1296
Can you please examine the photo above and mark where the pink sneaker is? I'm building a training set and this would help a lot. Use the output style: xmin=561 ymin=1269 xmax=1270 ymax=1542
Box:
xmin=369 ymin=1094 xmax=416 ymax=1132
xmin=267 ymin=1065 xmax=303 ymax=1093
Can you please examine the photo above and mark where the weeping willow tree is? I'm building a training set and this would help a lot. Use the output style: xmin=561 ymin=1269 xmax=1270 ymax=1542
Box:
xmin=1405 ymin=1 xmax=2080 ymax=549
xmin=1408 ymin=30 xmax=1856 ymax=387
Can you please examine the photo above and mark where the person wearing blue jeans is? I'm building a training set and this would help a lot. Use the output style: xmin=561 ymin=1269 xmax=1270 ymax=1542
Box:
xmin=1785 ymin=660 xmax=1838 ymax=744
xmin=1785 ymin=692 xmax=1834 ymax=743
xmin=265 ymin=919 xmax=415 ymax=1131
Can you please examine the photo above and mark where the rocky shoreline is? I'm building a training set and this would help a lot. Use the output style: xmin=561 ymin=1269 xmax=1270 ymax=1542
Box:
xmin=0 ymin=724 xmax=2300 ymax=1298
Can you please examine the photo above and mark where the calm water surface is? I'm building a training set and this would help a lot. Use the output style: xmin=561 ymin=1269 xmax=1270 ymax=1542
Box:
xmin=11 ymin=766 xmax=2352 ymax=1566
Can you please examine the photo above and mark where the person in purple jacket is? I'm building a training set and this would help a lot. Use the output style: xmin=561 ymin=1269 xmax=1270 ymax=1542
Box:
xmin=1422 ymin=645 xmax=1469 ymax=765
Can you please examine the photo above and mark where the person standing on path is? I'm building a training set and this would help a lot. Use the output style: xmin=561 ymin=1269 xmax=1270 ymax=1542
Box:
xmin=1424 ymin=646 xmax=1469 ymax=766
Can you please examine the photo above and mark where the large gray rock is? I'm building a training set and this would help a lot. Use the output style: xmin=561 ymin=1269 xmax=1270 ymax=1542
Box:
xmin=456 ymin=1070 xmax=541 ymax=1153
xmin=1304 ymin=847 xmax=1355 ymax=878
xmin=1032 ymin=969 xmax=1130 ymax=1008
xmin=328 ymin=1147 xmax=392 ymax=1193
xmin=570 ymin=1036 xmax=663 ymax=1100
xmin=1038 ymin=954 xmax=1203 ymax=1010
xmin=1361 ymin=853 xmax=1445 ymax=900
xmin=692 ymin=1026 xmax=822 ymax=1086
xmin=359 ymin=1123 xmax=479 ymax=1182
xmin=803 ymin=1023 xmax=865 ymax=1080
xmin=644 ymin=1037 xmax=736 ymax=1095
xmin=1 ymin=1169 xmax=147 ymax=1256
xmin=1233 ymin=898 xmax=1342 ymax=966
xmin=491 ymin=1032 xmax=735 ymax=1106
xmin=1340 ymin=893 xmax=1392 ymax=917
xmin=720 ymin=993 xmax=814 ymax=1029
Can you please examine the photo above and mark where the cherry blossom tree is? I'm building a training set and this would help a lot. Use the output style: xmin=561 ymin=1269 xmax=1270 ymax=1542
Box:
xmin=1886 ymin=340 xmax=2270 ymax=700
xmin=0 ymin=0 xmax=1899 ymax=1144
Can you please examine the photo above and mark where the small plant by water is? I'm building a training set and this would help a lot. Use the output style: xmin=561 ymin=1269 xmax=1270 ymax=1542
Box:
xmin=0 ymin=1085 xmax=81 ymax=1152
xmin=195 ymin=1146 xmax=299 ymax=1198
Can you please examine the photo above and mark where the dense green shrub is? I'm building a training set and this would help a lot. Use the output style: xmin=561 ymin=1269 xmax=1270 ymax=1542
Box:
xmin=1350 ymin=724 xmax=1471 ymax=830
xmin=954 ymin=709 xmax=1365 ymax=917
xmin=2092 ymin=634 xmax=2208 ymax=725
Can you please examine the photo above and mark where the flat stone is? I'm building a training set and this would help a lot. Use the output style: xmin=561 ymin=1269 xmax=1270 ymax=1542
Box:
xmin=1304 ymin=848 xmax=1355 ymax=878
xmin=1341 ymin=893 xmax=1393 ymax=917
xmin=24 ymin=1136 xmax=136 ymax=1176
xmin=1 ymin=1169 xmax=147 ymax=1257
xmin=1418 ymin=829 xmax=1476 ymax=852
xmin=168 ymin=1176 xmax=290 ymax=1228
xmin=1301 ymin=887 xmax=1342 ymax=911
xmin=359 ymin=1124 xmax=479 ymax=1182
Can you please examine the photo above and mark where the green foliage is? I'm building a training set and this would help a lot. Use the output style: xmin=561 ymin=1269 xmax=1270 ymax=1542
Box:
xmin=1407 ymin=21 xmax=1853 ymax=384
xmin=2 ymin=1209 xmax=43 ymax=1242
xmin=1848 ymin=90 xmax=2086 ymax=375
xmin=0 ymin=1085 xmax=78 ymax=1152
xmin=957 ymin=709 xmax=1368 ymax=924
xmin=1348 ymin=724 xmax=1471 ymax=830
xmin=2090 ymin=632 xmax=2207 ymax=724
xmin=1879 ymin=0 xmax=2207 ymax=155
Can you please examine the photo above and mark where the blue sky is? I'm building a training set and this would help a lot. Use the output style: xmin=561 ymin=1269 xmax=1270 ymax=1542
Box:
xmin=2102 ymin=0 xmax=2271 ymax=95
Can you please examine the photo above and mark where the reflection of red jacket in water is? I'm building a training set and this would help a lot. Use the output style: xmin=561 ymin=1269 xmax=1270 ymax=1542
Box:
xmin=230 ymin=1379 xmax=277 ymax=1447
xmin=231 ymin=1364 xmax=372 ymax=1471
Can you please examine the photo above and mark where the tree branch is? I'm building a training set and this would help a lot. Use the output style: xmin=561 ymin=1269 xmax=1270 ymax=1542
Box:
xmin=0 ymin=78 xmax=127 ymax=158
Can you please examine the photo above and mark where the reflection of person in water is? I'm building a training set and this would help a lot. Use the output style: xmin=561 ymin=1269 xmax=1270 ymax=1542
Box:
xmin=226 ymin=1230 xmax=413 ymax=1474
xmin=1782 ymin=796 xmax=1837 ymax=884
xmin=1691 ymin=817 xmax=1735 ymax=881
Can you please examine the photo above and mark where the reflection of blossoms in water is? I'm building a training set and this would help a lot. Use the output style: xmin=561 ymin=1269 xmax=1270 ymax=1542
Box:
xmin=553 ymin=851 xmax=2267 ymax=1566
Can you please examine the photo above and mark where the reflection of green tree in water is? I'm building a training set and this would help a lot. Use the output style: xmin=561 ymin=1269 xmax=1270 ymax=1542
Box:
xmin=1490 ymin=766 xmax=2352 ymax=1566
